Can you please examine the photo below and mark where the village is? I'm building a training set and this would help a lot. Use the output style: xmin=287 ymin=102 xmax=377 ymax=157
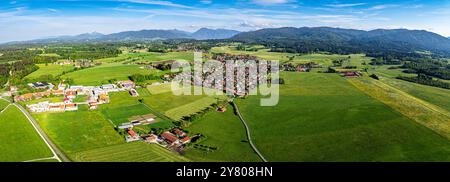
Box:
xmin=170 ymin=53 xmax=277 ymax=96
xmin=13 ymin=79 xmax=192 ymax=153
xmin=15 ymin=80 xmax=136 ymax=112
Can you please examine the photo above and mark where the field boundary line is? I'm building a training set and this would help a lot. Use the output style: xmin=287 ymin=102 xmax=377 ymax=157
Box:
xmin=13 ymin=103 xmax=68 ymax=162
xmin=231 ymin=101 xmax=267 ymax=162
xmin=0 ymin=104 xmax=10 ymax=113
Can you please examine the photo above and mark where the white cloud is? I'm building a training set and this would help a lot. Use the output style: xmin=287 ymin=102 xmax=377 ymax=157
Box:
xmin=252 ymin=0 xmax=293 ymax=6
xmin=200 ymin=0 xmax=212 ymax=4
xmin=325 ymin=3 xmax=366 ymax=8
xmin=117 ymin=0 xmax=193 ymax=9
xmin=47 ymin=8 xmax=60 ymax=13
xmin=368 ymin=4 xmax=399 ymax=11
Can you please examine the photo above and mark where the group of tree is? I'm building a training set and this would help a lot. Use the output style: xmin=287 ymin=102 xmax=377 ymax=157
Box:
xmin=397 ymin=74 xmax=449 ymax=89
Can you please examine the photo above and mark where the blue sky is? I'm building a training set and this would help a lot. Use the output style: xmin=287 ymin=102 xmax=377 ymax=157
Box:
xmin=1 ymin=0 xmax=450 ymax=42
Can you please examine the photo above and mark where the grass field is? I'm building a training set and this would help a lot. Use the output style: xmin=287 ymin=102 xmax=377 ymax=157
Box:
xmin=147 ymin=83 xmax=173 ymax=94
xmin=136 ymin=51 xmax=194 ymax=62
xmin=33 ymin=106 xmax=124 ymax=158
xmin=235 ymin=72 xmax=450 ymax=161
xmin=376 ymin=77 xmax=450 ymax=112
xmin=102 ymin=104 xmax=154 ymax=126
xmin=61 ymin=63 xmax=163 ymax=85
xmin=370 ymin=65 xmax=416 ymax=78
xmin=95 ymin=52 xmax=193 ymax=63
xmin=73 ymin=142 xmax=189 ymax=162
xmin=348 ymin=77 xmax=450 ymax=140
xmin=141 ymin=87 xmax=225 ymax=121
xmin=142 ymin=92 xmax=208 ymax=112
xmin=0 ymin=106 xmax=54 ymax=161
xmin=185 ymin=104 xmax=261 ymax=162
xmin=25 ymin=64 xmax=74 ymax=79
xmin=99 ymin=91 xmax=174 ymax=130
xmin=0 ymin=99 xmax=9 ymax=111
xmin=164 ymin=97 xmax=219 ymax=121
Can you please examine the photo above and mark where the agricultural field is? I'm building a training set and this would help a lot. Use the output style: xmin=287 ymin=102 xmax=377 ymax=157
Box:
xmin=147 ymin=83 xmax=173 ymax=94
xmin=348 ymin=77 xmax=450 ymax=140
xmin=0 ymin=105 xmax=54 ymax=162
xmin=135 ymin=51 xmax=194 ymax=62
xmin=375 ymin=77 xmax=450 ymax=112
xmin=32 ymin=105 xmax=125 ymax=159
xmin=235 ymin=72 xmax=450 ymax=161
xmin=0 ymin=99 xmax=9 ymax=111
xmin=141 ymin=85 xmax=226 ymax=121
xmin=73 ymin=142 xmax=189 ymax=162
xmin=185 ymin=104 xmax=261 ymax=162
xmin=61 ymin=63 xmax=164 ymax=85
xmin=369 ymin=65 xmax=416 ymax=78
xmin=164 ymin=97 xmax=220 ymax=121
xmin=95 ymin=51 xmax=193 ymax=63
xmin=99 ymin=91 xmax=174 ymax=130
xmin=25 ymin=63 xmax=74 ymax=79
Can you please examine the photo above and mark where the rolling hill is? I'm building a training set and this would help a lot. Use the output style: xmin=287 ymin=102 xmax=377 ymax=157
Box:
xmin=7 ymin=28 xmax=240 ymax=44
xmin=191 ymin=28 xmax=240 ymax=40
xmin=231 ymin=27 xmax=450 ymax=56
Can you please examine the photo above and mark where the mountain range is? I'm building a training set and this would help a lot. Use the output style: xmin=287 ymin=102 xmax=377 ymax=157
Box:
xmin=4 ymin=27 xmax=450 ymax=56
xmin=18 ymin=28 xmax=240 ymax=43
xmin=231 ymin=27 xmax=450 ymax=56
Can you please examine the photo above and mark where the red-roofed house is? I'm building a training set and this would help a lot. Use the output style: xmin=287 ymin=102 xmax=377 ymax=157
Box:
xmin=161 ymin=131 xmax=179 ymax=144
xmin=180 ymin=137 xmax=191 ymax=144
xmin=173 ymin=128 xmax=186 ymax=137
xmin=128 ymin=129 xmax=137 ymax=137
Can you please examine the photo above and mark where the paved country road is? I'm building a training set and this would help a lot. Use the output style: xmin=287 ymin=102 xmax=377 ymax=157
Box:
xmin=231 ymin=101 xmax=268 ymax=162
xmin=13 ymin=102 xmax=71 ymax=162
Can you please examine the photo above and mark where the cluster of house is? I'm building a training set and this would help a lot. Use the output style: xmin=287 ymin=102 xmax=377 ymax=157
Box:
xmin=212 ymin=53 xmax=258 ymax=62
xmin=145 ymin=128 xmax=191 ymax=151
xmin=119 ymin=117 xmax=191 ymax=151
xmin=53 ymin=59 xmax=97 ymax=68
xmin=118 ymin=114 xmax=159 ymax=142
xmin=28 ymin=101 xmax=78 ymax=113
xmin=18 ymin=80 xmax=137 ymax=113
xmin=172 ymin=56 xmax=275 ymax=96
xmin=281 ymin=62 xmax=321 ymax=72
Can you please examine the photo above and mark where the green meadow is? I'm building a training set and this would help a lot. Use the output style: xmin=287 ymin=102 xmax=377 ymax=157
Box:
xmin=99 ymin=91 xmax=174 ymax=130
xmin=95 ymin=51 xmax=193 ymax=63
xmin=136 ymin=51 xmax=194 ymax=62
xmin=0 ymin=99 xmax=9 ymax=111
xmin=33 ymin=105 xmax=125 ymax=159
xmin=185 ymin=104 xmax=261 ymax=162
xmin=235 ymin=72 xmax=450 ymax=161
xmin=378 ymin=77 xmax=450 ymax=112
xmin=25 ymin=64 xmax=74 ymax=79
xmin=61 ymin=63 xmax=163 ymax=85
xmin=0 ymin=106 xmax=54 ymax=161
xmin=73 ymin=142 xmax=189 ymax=162
xmin=164 ymin=97 xmax=219 ymax=121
